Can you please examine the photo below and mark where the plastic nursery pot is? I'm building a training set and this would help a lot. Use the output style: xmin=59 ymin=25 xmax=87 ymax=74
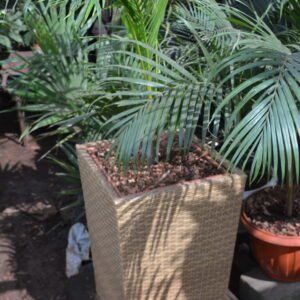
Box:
xmin=241 ymin=208 xmax=300 ymax=282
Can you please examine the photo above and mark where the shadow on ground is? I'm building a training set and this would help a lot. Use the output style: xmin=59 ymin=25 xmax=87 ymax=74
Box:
xmin=0 ymin=133 xmax=70 ymax=300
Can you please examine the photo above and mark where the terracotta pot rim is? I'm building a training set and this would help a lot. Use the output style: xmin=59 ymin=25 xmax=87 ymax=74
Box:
xmin=241 ymin=208 xmax=300 ymax=247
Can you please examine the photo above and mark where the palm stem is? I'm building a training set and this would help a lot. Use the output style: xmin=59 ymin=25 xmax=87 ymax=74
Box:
xmin=286 ymin=184 xmax=295 ymax=218
xmin=286 ymin=164 xmax=295 ymax=218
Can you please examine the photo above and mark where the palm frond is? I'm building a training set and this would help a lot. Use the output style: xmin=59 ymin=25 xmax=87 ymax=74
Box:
xmin=114 ymin=0 xmax=168 ymax=69
xmin=116 ymin=0 xmax=168 ymax=48
xmin=174 ymin=0 xmax=239 ymax=52
xmin=213 ymin=46 xmax=300 ymax=184
xmin=104 ymin=40 xmax=220 ymax=167
xmin=48 ymin=143 xmax=84 ymax=211
xmin=9 ymin=0 xmax=111 ymax=149
xmin=23 ymin=0 xmax=100 ymax=55
xmin=0 ymin=6 xmax=27 ymax=49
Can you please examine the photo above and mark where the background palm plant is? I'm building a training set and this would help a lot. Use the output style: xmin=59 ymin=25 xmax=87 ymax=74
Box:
xmin=2 ymin=0 xmax=111 ymax=211
xmin=0 ymin=0 xmax=28 ymax=52
xmin=281 ymin=0 xmax=300 ymax=30
xmin=0 ymin=8 xmax=25 ymax=50
xmin=114 ymin=0 xmax=169 ymax=55
xmin=48 ymin=143 xmax=84 ymax=214
xmin=10 ymin=0 xmax=112 ymax=153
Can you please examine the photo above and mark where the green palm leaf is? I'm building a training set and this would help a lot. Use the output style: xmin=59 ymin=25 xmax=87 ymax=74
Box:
xmin=114 ymin=0 xmax=168 ymax=71
xmin=104 ymin=40 xmax=219 ymax=167
xmin=9 ymin=0 xmax=110 ymax=150
xmin=214 ymin=47 xmax=300 ymax=184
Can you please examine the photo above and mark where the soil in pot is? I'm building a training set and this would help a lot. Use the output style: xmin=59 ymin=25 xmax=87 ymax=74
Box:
xmin=243 ymin=187 xmax=300 ymax=282
xmin=86 ymin=140 xmax=225 ymax=196
xmin=245 ymin=187 xmax=300 ymax=236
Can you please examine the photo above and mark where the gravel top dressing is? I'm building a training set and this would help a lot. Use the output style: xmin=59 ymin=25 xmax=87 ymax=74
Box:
xmin=86 ymin=141 xmax=225 ymax=196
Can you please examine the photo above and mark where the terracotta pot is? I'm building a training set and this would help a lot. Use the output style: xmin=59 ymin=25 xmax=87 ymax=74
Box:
xmin=241 ymin=208 xmax=300 ymax=282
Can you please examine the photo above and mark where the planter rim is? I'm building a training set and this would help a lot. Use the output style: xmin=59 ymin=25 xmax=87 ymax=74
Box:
xmin=76 ymin=142 xmax=246 ymax=200
xmin=241 ymin=208 xmax=300 ymax=247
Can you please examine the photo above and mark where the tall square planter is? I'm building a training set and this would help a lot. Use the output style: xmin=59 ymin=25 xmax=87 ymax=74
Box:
xmin=76 ymin=142 xmax=246 ymax=300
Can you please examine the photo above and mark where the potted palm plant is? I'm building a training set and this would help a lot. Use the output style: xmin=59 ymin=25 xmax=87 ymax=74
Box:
xmin=77 ymin=139 xmax=246 ymax=299
xmin=77 ymin=1 xmax=246 ymax=300
xmin=210 ymin=1 xmax=300 ymax=282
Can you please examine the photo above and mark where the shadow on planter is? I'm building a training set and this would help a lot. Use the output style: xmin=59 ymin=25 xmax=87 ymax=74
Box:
xmin=77 ymin=143 xmax=246 ymax=300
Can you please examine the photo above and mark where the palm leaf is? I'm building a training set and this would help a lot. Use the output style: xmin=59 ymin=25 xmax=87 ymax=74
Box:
xmin=104 ymin=40 xmax=220 ymax=167
xmin=213 ymin=47 xmax=300 ymax=184
xmin=9 ymin=0 xmax=110 ymax=150
xmin=114 ymin=0 xmax=168 ymax=71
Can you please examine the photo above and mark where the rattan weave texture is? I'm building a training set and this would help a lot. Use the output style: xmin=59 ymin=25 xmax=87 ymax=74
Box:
xmin=77 ymin=143 xmax=246 ymax=300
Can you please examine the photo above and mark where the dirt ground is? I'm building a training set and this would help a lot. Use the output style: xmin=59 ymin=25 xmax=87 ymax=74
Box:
xmin=0 ymin=107 xmax=70 ymax=299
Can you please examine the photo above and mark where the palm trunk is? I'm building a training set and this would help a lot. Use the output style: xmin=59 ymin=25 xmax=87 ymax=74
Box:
xmin=286 ymin=163 xmax=295 ymax=217
xmin=286 ymin=184 xmax=295 ymax=218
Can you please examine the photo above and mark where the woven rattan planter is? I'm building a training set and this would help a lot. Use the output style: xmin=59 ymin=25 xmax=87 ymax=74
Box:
xmin=77 ymin=142 xmax=246 ymax=300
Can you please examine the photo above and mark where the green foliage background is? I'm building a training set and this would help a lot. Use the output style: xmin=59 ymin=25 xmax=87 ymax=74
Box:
xmin=1 ymin=0 xmax=299 ymax=214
